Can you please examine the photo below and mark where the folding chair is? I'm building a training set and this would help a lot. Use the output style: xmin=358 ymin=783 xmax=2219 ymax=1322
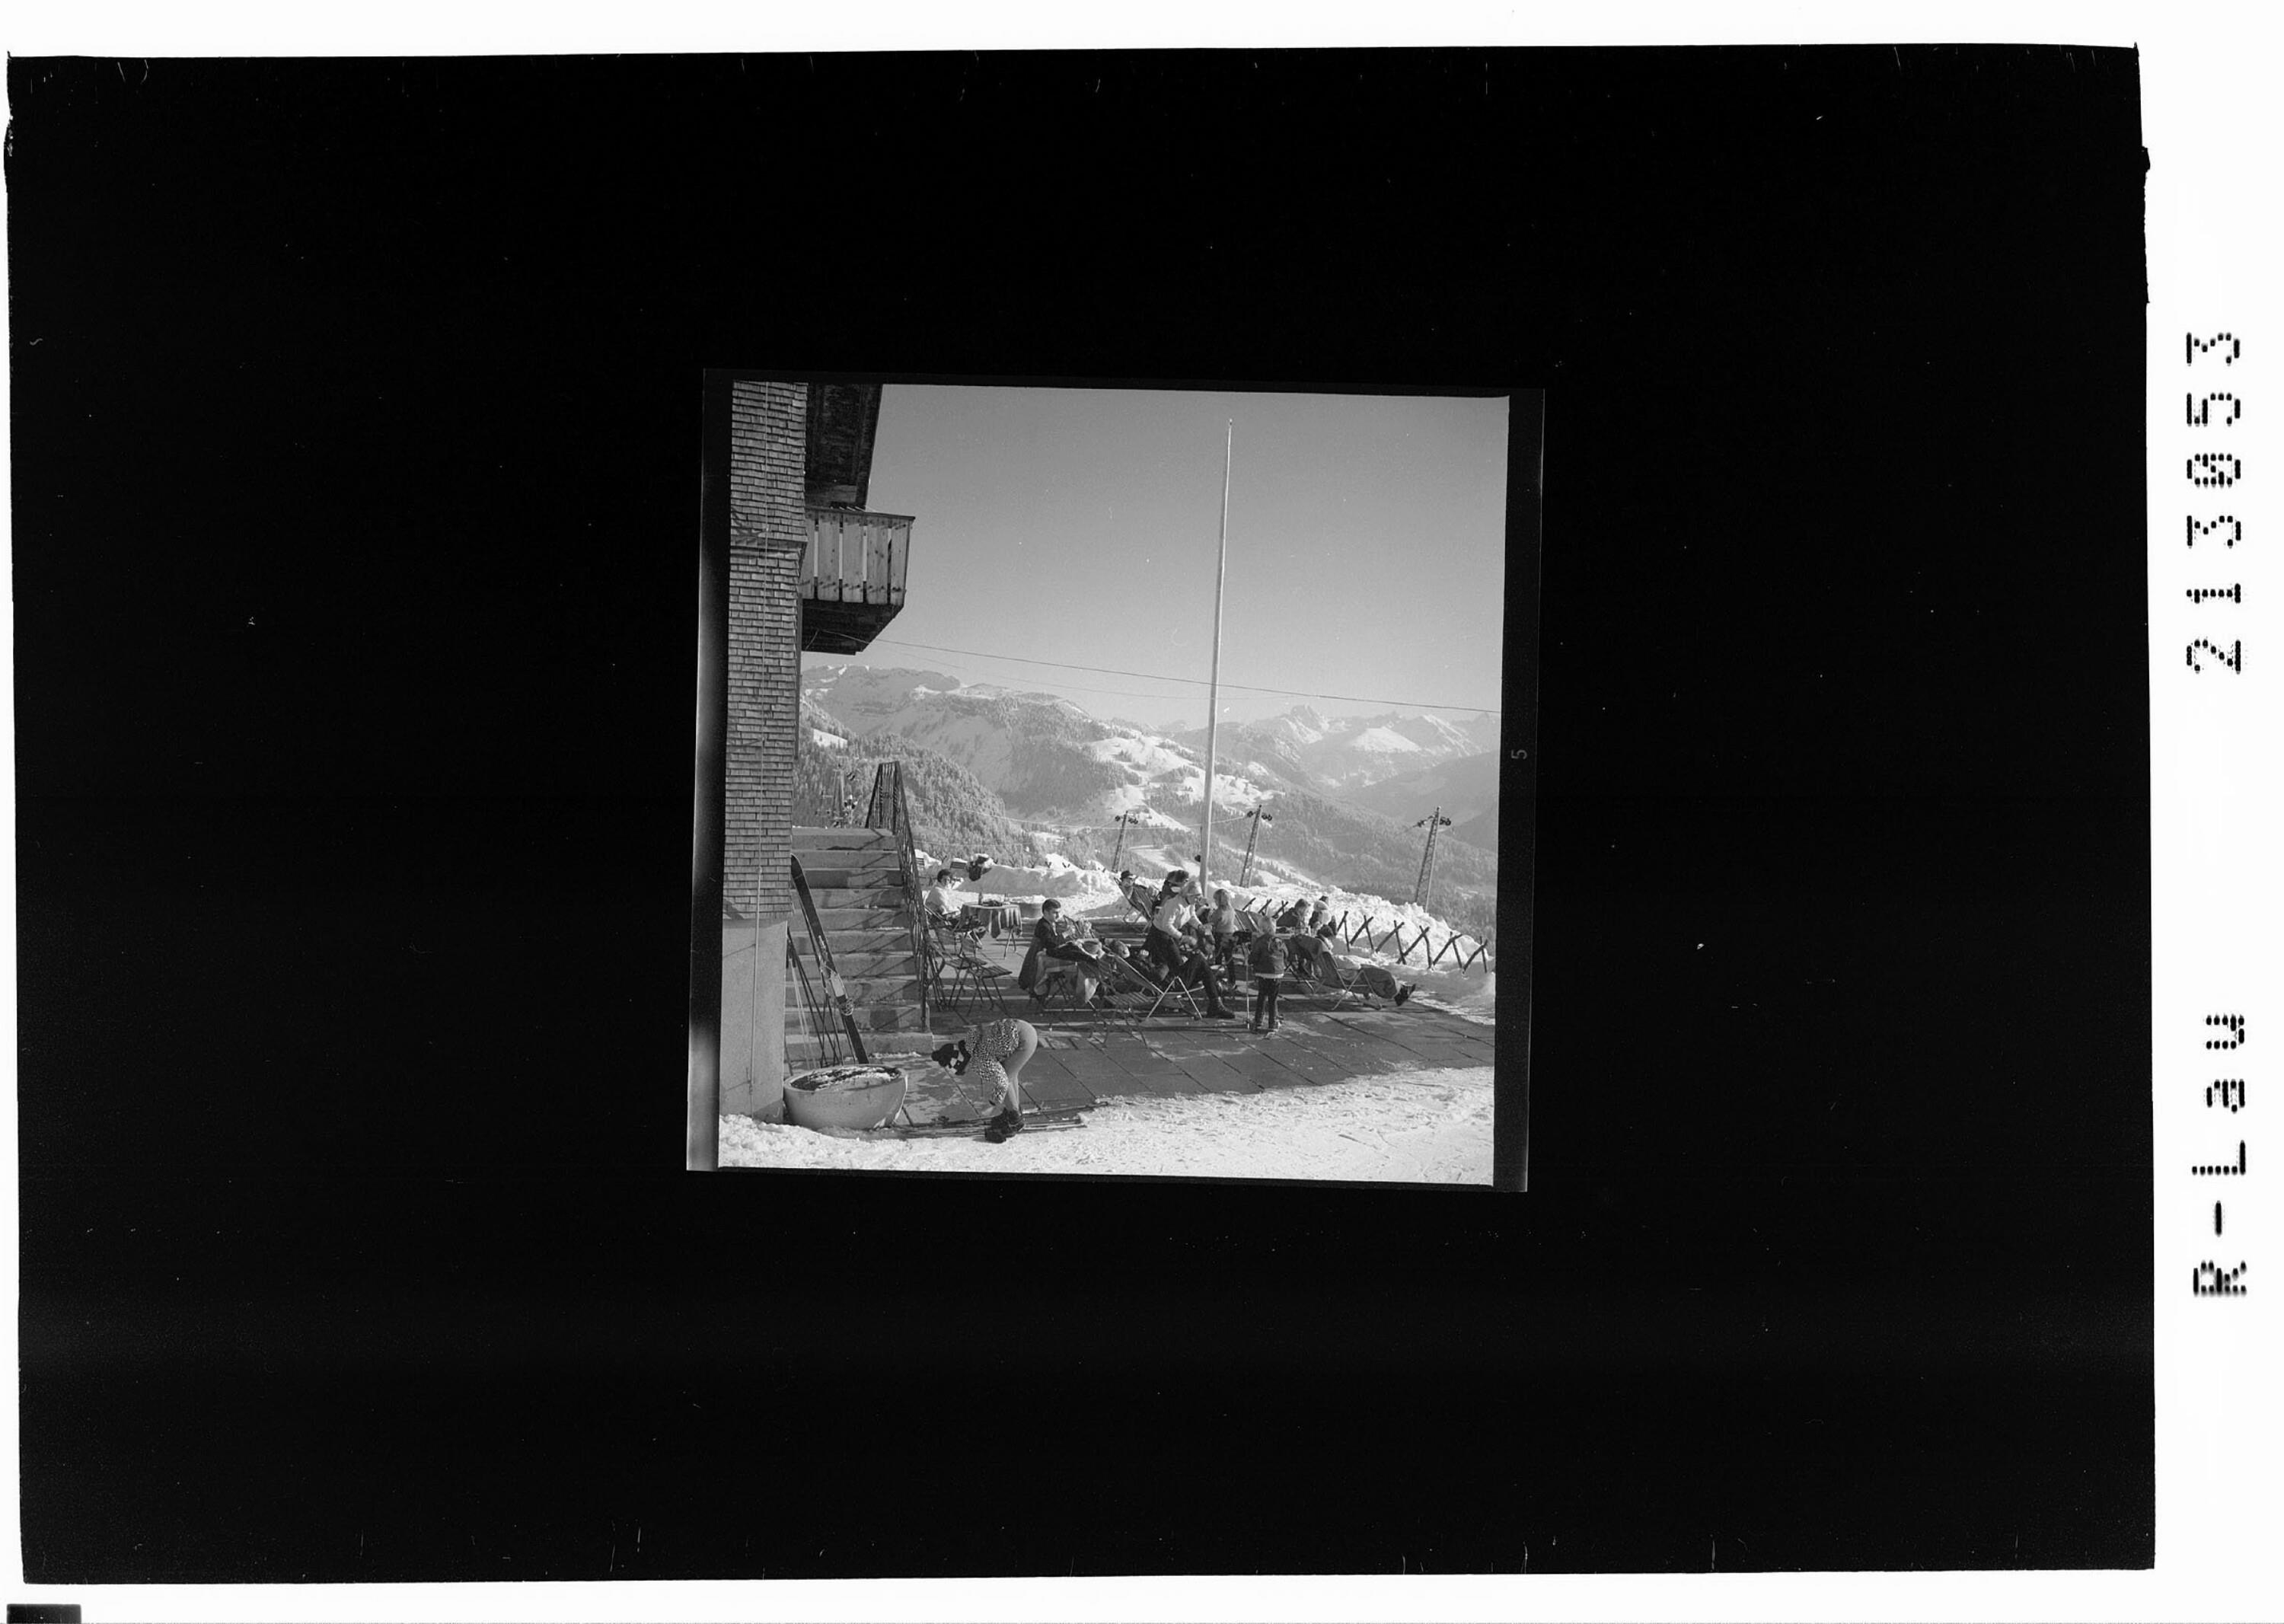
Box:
xmin=1089 ymin=950 xmax=1176 ymax=1025
xmin=1132 ymin=933 xmax=1211 ymax=1022
xmin=1281 ymin=935 xmax=1367 ymax=1014
xmin=927 ymin=917 xmax=1014 ymax=1018
xmin=1027 ymin=946 xmax=1111 ymax=1020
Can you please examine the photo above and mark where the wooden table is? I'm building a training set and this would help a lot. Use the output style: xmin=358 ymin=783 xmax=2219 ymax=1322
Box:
xmin=959 ymin=901 xmax=1021 ymax=937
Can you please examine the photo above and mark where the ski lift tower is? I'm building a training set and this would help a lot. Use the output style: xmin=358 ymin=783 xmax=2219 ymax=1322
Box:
xmin=1108 ymin=809 xmax=1144 ymax=874
xmin=1412 ymin=807 xmax=1454 ymax=910
xmin=1236 ymin=805 xmax=1274 ymax=887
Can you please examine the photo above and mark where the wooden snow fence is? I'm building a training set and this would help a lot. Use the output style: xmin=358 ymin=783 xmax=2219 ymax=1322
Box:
xmin=1325 ymin=911 xmax=1495 ymax=973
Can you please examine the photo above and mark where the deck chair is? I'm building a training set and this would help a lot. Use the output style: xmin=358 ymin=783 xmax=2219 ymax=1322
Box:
xmin=1280 ymin=934 xmax=1370 ymax=1013
xmin=1089 ymin=949 xmax=1182 ymax=1024
xmin=1024 ymin=937 xmax=1112 ymax=1017
xmin=927 ymin=916 xmax=1013 ymax=1018
xmin=1128 ymin=934 xmax=1216 ymax=1022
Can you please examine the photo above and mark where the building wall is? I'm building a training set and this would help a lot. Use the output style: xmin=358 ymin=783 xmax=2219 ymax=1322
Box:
xmin=725 ymin=379 xmax=807 ymax=1118
xmin=726 ymin=380 xmax=808 ymax=926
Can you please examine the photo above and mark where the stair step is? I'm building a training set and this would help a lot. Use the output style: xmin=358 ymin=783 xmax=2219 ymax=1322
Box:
xmin=804 ymin=885 xmax=909 ymax=911
xmin=796 ymin=866 xmax=908 ymax=892
xmin=803 ymin=962 xmax=924 ymax=988
xmin=783 ymin=1003 xmax=931 ymax=1035
xmin=821 ymin=927 xmax=921 ymax=955
xmin=812 ymin=904 xmax=914 ymax=929
xmin=802 ymin=940 xmax=922 ymax=965
xmin=790 ymin=978 xmax=923 ymax=1005
xmin=796 ymin=851 xmax=908 ymax=874
xmin=790 ymin=828 xmax=901 ymax=851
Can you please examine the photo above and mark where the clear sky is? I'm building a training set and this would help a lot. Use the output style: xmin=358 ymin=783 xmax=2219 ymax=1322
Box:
xmin=818 ymin=384 xmax=1510 ymax=729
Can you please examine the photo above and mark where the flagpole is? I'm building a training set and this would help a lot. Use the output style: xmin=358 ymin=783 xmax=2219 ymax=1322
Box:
xmin=1201 ymin=419 xmax=1232 ymax=901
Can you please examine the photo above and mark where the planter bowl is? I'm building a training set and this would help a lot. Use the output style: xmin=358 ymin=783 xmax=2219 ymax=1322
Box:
xmin=783 ymin=1067 xmax=908 ymax=1132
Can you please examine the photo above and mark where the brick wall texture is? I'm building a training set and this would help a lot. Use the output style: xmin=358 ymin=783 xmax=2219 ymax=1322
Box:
xmin=726 ymin=380 xmax=808 ymax=928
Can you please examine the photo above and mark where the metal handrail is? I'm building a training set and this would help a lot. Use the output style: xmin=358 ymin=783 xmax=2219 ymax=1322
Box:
xmin=865 ymin=758 xmax=931 ymax=1036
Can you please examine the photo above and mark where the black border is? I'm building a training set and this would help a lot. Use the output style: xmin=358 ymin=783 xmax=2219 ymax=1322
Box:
xmin=12 ymin=46 xmax=2151 ymax=1580
xmin=694 ymin=370 xmax=1536 ymax=1191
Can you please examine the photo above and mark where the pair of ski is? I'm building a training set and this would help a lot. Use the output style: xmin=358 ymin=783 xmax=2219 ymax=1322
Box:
xmin=892 ymin=1112 xmax=1088 ymax=1143
xmin=790 ymin=853 xmax=871 ymax=1064
xmin=796 ymin=857 xmax=1086 ymax=1142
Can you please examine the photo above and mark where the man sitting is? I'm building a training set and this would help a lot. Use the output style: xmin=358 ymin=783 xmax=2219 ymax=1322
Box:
xmin=1145 ymin=869 xmax=1240 ymax=1019
xmin=1019 ymin=897 xmax=1105 ymax=1007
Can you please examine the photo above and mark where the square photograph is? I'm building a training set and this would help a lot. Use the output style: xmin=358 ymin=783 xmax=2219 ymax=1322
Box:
xmin=691 ymin=378 xmax=1527 ymax=1182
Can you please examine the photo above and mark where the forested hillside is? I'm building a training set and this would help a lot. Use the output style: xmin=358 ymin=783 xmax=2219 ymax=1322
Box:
xmin=1226 ymin=785 xmax=1496 ymax=907
xmin=793 ymin=735 xmax=1024 ymax=863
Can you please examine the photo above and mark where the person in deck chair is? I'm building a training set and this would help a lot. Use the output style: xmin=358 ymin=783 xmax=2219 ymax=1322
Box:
xmin=1019 ymin=898 xmax=1104 ymax=1008
xmin=1145 ymin=870 xmax=1241 ymax=1019
xmin=1117 ymin=869 xmax=1160 ymax=920
xmin=1205 ymin=887 xmax=1243 ymax=972
xmin=1102 ymin=939 xmax=1165 ymax=988
xmin=1285 ymin=927 xmax=1414 ymax=1007
xmin=1275 ymin=895 xmax=1313 ymax=933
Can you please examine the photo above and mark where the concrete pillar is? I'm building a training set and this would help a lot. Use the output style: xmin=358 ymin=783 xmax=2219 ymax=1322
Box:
xmin=722 ymin=916 xmax=790 ymax=1121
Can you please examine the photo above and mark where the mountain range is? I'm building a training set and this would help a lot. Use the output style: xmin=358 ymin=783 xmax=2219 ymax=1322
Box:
xmin=801 ymin=663 xmax=1500 ymax=908
xmin=1166 ymin=705 xmax=1501 ymax=795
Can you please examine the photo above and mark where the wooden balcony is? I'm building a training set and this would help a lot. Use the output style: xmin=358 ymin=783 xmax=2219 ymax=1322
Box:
xmin=800 ymin=506 xmax=912 ymax=654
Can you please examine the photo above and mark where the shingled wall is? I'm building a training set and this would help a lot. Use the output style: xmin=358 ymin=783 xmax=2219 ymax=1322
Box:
xmin=726 ymin=380 xmax=808 ymax=928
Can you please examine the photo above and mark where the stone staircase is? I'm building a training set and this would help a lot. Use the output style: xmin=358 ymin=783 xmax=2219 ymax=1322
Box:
xmin=786 ymin=825 xmax=931 ymax=1067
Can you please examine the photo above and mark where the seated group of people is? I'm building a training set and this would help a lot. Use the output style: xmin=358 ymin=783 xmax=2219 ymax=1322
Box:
xmin=930 ymin=862 xmax=1418 ymax=1026
xmin=1107 ymin=869 xmax=1417 ymax=1017
xmin=1263 ymin=893 xmax=1415 ymax=1006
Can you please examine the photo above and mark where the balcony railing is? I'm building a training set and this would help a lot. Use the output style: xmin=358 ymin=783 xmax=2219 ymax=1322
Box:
xmin=800 ymin=506 xmax=913 ymax=654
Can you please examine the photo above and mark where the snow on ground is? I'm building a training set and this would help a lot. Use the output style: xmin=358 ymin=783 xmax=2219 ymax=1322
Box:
xmin=719 ymin=1066 xmax=1491 ymax=1183
xmin=1402 ymin=967 xmax=1497 ymax=1026
xmin=911 ymin=850 xmax=1124 ymax=909
xmin=1085 ymin=733 xmax=1195 ymax=779
xmin=1163 ymin=764 xmax=1274 ymax=806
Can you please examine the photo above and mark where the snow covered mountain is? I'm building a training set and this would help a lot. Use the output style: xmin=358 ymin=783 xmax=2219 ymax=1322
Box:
xmin=799 ymin=664 xmax=1498 ymax=905
xmin=1337 ymin=749 xmax=1501 ymax=848
xmin=802 ymin=663 xmax=1282 ymax=821
xmin=1169 ymin=704 xmax=1500 ymax=794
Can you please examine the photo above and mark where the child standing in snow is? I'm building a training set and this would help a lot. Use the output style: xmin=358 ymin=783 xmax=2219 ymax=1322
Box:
xmin=1248 ymin=926 xmax=1288 ymax=1033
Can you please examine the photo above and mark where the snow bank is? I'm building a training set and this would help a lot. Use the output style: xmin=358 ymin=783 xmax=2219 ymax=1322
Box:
xmin=914 ymin=850 xmax=1121 ymax=908
xmin=719 ymin=1066 xmax=1491 ymax=1183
